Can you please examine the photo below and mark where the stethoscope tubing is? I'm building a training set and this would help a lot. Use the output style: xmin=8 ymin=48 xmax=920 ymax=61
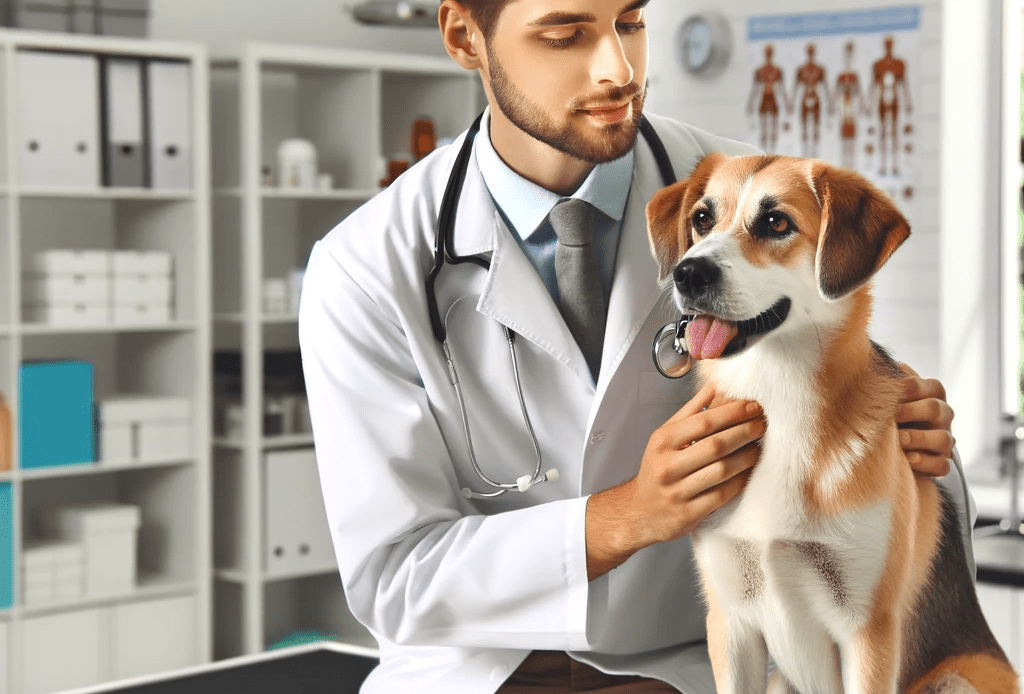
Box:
xmin=429 ymin=111 xmax=679 ymax=498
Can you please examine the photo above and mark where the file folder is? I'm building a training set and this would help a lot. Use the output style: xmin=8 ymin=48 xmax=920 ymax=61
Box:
xmin=0 ymin=482 xmax=12 ymax=610
xmin=18 ymin=50 xmax=101 ymax=188
xmin=100 ymin=56 xmax=146 ymax=187
xmin=146 ymin=60 xmax=192 ymax=190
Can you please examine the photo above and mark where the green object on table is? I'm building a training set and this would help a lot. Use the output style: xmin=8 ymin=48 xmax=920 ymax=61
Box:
xmin=267 ymin=630 xmax=338 ymax=650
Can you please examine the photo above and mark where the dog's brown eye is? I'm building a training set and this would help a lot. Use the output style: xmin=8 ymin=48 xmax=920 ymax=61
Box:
xmin=768 ymin=214 xmax=789 ymax=234
xmin=692 ymin=210 xmax=714 ymax=234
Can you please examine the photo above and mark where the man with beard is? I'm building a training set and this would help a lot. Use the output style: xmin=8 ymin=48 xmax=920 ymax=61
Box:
xmin=299 ymin=1 xmax=966 ymax=691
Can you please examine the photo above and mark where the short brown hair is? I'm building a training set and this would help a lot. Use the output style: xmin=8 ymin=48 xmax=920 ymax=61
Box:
xmin=443 ymin=0 xmax=513 ymax=38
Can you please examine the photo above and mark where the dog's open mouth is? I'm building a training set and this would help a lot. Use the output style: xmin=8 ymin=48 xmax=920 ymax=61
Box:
xmin=685 ymin=297 xmax=792 ymax=360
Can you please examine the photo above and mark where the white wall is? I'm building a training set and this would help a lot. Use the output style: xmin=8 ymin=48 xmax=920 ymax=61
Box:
xmin=150 ymin=0 xmax=1007 ymax=469
xmin=646 ymin=0 xmax=1005 ymax=471
xmin=149 ymin=0 xmax=448 ymax=58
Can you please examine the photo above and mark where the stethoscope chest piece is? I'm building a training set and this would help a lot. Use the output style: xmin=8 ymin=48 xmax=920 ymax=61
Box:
xmin=652 ymin=318 xmax=694 ymax=379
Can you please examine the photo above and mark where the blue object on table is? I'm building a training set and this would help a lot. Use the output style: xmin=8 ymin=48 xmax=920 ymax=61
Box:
xmin=267 ymin=630 xmax=339 ymax=651
xmin=0 ymin=482 xmax=11 ymax=610
xmin=19 ymin=361 xmax=95 ymax=469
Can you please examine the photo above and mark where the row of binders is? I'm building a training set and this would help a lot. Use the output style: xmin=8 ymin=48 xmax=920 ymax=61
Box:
xmin=18 ymin=49 xmax=191 ymax=189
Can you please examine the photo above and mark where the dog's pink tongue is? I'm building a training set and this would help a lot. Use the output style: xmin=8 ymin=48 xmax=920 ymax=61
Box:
xmin=686 ymin=315 xmax=739 ymax=360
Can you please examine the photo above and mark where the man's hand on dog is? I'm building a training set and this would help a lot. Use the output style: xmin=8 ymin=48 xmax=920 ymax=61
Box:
xmin=585 ymin=382 xmax=764 ymax=581
xmin=896 ymin=363 xmax=955 ymax=478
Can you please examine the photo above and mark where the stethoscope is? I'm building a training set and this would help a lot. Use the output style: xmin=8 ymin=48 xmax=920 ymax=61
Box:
xmin=426 ymin=111 xmax=688 ymax=500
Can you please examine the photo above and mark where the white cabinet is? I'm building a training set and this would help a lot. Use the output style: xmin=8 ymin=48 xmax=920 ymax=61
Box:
xmin=21 ymin=608 xmax=104 ymax=694
xmin=112 ymin=595 xmax=197 ymax=680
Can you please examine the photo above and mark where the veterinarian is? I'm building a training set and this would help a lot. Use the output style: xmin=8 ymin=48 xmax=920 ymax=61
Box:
xmin=298 ymin=1 xmax=974 ymax=691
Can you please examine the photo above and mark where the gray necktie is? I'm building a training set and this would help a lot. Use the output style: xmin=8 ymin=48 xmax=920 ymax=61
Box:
xmin=549 ymin=198 xmax=606 ymax=380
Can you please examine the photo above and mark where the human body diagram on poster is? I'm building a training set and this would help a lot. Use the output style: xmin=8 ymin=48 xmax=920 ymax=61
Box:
xmin=746 ymin=9 xmax=920 ymax=213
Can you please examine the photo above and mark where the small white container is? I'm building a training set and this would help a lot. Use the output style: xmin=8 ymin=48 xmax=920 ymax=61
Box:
xmin=277 ymin=138 xmax=317 ymax=189
xmin=26 ymin=250 xmax=110 ymax=275
xmin=52 ymin=503 xmax=141 ymax=598
xmin=23 ymin=274 xmax=110 ymax=304
xmin=111 ymin=250 xmax=173 ymax=276
xmin=98 ymin=396 xmax=191 ymax=463
xmin=23 ymin=302 xmax=110 ymax=325
xmin=112 ymin=274 xmax=173 ymax=304
xmin=263 ymin=277 xmax=289 ymax=315
xmin=112 ymin=302 xmax=172 ymax=325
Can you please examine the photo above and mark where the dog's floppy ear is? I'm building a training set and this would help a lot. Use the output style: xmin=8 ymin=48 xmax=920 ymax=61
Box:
xmin=811 ymin=161 xmax=910 ymax=301
xmin=645 ymin=152 xmax=724 ymax=281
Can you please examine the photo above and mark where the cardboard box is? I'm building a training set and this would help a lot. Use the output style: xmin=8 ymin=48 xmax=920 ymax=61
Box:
xmin=23 ymin=274 xmax=109 ymax=303
xmin=23 ymin=302 xmax=110 ymax=325
xmin=98 ymin=396 xmax=191 ymax=463
xmin=52 ymin=504 xmax=140 ymax=598
xmin=25 ymin=250 xmax=110 ymax=275
xmin=112 ymin=302 xmax=171 ymax=325
xmin=111 ymin=250 xmax=171 ymax=276
xmin=112 ymin=274 xmax=172 ymax=304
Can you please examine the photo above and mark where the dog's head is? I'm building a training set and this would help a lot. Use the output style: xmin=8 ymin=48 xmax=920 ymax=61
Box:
xmin=645 ymin=153 xmax=910 ymax=360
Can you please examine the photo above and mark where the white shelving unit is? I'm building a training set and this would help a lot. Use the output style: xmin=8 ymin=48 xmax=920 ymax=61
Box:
xmin=209 ymin=43 xmax=483 ymax=659
xmin=0 ymin=29 xmax=211 ymax=694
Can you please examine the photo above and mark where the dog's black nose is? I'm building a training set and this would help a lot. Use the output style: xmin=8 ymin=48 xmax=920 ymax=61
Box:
xmin=674 ymin=257 xmax=721 ymax=300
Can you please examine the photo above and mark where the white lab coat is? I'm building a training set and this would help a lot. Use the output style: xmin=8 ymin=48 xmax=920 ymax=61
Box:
xmin=298 ymin=112 xmax=976 ymax=693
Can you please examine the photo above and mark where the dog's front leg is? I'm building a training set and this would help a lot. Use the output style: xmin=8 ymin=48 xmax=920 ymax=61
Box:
xmin=706 ymin=589 xmax=769 ymax=694
xmin=840 ymin=615 xmax=900 ymax=694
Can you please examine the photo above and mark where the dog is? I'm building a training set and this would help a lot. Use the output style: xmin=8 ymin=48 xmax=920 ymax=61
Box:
xmin=644 ymin=153 xmax=1019 ymax=694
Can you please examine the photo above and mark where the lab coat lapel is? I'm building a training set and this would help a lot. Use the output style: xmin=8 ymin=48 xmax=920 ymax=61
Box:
xmin=453 ymin=150 xmax=594 ymax=384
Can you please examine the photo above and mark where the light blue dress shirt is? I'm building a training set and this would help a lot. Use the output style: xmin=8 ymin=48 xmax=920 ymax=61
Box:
xmin=474 ymin=109 xmax=634 ymax=307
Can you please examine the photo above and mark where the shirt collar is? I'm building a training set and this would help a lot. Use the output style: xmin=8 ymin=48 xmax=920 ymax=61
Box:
xmin=474 ymin=108 xmax=634 ymax=241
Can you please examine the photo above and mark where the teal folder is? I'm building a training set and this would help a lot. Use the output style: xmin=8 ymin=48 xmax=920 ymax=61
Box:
xmin=0 ymin=483 xmax=11 ymax=610
xmin=19 ymin=361 xmax=95 ymax=469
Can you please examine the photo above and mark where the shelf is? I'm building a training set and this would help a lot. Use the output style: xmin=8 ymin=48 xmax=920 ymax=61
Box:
xmin=215 ymin=563 xmax=338 ymax=584
xmin=18 ymin=575 xmax=200 ymax=619
xmin=15 ymin=186 xmax=195 ymax=201
xmin=19 ymin=457 xmax=195 ymax=481
xmin=264 ymin=563 xmax=339 ymax=583
xmin=214 ymin=434 xmax=314 ymax=451
xmin=214 ymin=187 xmax=378 ymax=201
xmin=261 ymin=188 xmax=378 ymax=201
xmin=19 ymin=320 xmax=198 ymax=336
xmin=215 ymin=313 xmax=298 ymax=325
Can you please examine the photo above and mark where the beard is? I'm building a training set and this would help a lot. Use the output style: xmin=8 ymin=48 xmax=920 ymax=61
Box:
xmin=486 ymin=48 xmax=646 ymax=164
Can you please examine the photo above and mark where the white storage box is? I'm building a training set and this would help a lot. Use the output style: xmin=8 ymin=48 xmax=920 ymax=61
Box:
xmin=98 ymin=396 xmax=191 ymax=463
xmin=111 ymin=250 xmax=172 ymax=275
xmin=22 ymin=541 xmax=86 ymax=605
xmin=112 ymin=302 xmax=171 ymax=325
xmin=23 ymin=302 xmax=109 ymax=325
xmin=52 ymin=503 xmax=141 ymax=598
xmin=23 ymin=541 xmax=85 ymax=571
xmin=23 ymin=274 xmax=109 ymax=303
xmin=112 ymin=274 xmax=172 ymax=304
xmin=25 ymin=249 xmax=110 ymax=275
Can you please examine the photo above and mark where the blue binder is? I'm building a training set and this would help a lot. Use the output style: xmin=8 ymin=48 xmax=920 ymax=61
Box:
xmin=19 ymin=361 xmax=95 ymax=469
xmin=0 ymin=483 xmax=11 ymax=610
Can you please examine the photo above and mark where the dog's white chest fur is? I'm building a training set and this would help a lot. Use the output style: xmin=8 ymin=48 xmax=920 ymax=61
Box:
xmin=692 ymin=348 xmax=894 ymax=694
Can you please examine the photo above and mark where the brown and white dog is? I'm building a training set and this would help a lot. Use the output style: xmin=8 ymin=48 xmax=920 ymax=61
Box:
xmin=645 ymin=153 xmax=1019 ymax=694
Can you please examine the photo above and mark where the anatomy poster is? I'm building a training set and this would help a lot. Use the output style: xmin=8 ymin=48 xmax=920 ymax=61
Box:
xmin=746 ymin=7 xmax=921 ymax=215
